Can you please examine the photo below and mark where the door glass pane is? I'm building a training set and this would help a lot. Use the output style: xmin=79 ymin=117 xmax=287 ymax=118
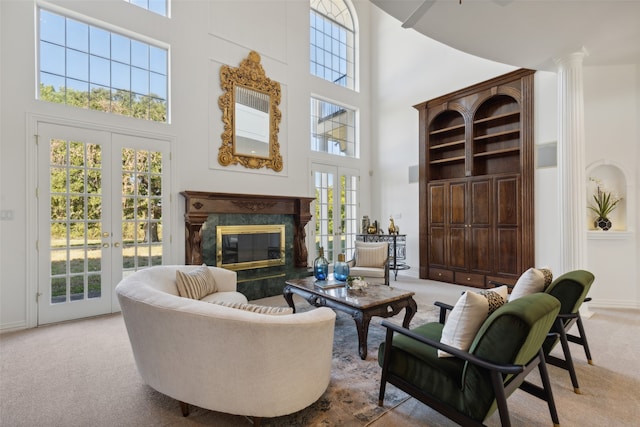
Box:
xmin=314 ymin=171 xmax=335 ymax=262
xmin=341 ymin=173 xmax=358 ymax=260
xmin=48 ymin=139 xmax=103 ymax=304
xmin=121 ymin=148 xmax=163 ymax=274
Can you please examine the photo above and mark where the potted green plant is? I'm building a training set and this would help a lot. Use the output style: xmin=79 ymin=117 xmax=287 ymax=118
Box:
xmin=588 ymin=184 xmax=622 ymax=231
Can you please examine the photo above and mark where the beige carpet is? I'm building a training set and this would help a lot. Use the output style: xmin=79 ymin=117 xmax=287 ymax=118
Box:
xmin=1 ymin=276 xmax=639 ymax=426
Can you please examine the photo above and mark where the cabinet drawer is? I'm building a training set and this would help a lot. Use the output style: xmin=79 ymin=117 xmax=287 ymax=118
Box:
xmin=454 ymin=272 xmax=485 ymax=288
xmin=429 ymin=268 xmax=454 ymax=283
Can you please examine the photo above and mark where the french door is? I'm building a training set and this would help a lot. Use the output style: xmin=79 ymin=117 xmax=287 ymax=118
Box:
xmin=37 ymin=123 xmax=170 ymax=325
xmin=310 ymin=164 xmax=359 ymax=264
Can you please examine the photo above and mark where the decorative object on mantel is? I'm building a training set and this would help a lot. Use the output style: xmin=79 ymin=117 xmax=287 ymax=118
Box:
xmin=588 ymin=177 xmax=622 ymax=231
xmin=218 ymin=50 xmax=283 ymax=172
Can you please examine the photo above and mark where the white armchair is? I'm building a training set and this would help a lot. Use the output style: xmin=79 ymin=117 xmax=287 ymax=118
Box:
xmin=347 ymin=241 xmax=390 ymax=285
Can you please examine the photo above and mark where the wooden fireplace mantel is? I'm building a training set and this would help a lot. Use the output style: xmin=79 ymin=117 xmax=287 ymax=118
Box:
xmin=180 ymin=191 xmax=315 ymax=268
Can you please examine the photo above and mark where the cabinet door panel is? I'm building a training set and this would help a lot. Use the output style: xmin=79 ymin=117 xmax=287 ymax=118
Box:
xmin=496 ymin=176 xmax=519 ymax=226
xmin=449 ymin=181 xmax=467 ymax=225
xmin=428 ymin=184 xmax=445 ymax=224
xmin=495 ymin=228 xmax=519 ymax=276
xmin=429 ymin=226 xmax=446 ymax=267
xmin=449 ymin=226 xmax=467 ymax=269
xmin=470 ymin=179 xmax=491 ymax=225
xmin=470 ymin=226 xmax=492 ymax=273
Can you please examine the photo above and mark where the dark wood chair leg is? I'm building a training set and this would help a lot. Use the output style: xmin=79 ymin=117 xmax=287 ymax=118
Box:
xmin=537 ymin=350 xmax=561 ymax=427
xmin=179 ymin=401 xmax=189 ymax=417
xmin=490 ymin=370 xmax=511 ymax=427
xmin=574 ymin=313 xmax=593 ymax=364
xmin=556 ymin=320 xmax=581 ymax=394
xmin=252 ymin=417 xmax=262 ymax=427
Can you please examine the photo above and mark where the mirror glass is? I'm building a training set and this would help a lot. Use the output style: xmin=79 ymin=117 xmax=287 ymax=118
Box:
xmin=218 ymin=51 xmax=283 ymax=172
xmin=234 ymin=85 xmax=270 ymax=158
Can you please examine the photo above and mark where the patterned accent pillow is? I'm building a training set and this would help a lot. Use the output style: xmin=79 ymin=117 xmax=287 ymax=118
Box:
xmin=478 ymin=288 xmax=507 ymax=315
xmin=213 ymin=301 xmax=294 ymax=315
xmin=175 ymin=265 xmax=217 ymax=300
xmin=537 ymin=267 xmax=553 ymax=289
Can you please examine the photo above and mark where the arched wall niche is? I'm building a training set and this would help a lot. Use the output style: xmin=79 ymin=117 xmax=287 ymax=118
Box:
xmin=586 ymin=161 xmax=630 ymax=231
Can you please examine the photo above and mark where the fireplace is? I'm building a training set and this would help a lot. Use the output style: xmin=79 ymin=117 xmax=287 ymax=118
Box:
xmin=216 ymin=224 xmax=285 ymax=271
xmin=180 ymin=191 xmax=315 ymax=299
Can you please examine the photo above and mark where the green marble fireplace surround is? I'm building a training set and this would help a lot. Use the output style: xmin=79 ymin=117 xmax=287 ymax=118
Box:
xmin=181 ymin=191 xmax=315 ymax=300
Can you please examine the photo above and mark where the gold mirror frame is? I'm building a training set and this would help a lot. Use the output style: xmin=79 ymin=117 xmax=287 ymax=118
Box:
xmin=218 ymin=51 xmax=283 ymax=172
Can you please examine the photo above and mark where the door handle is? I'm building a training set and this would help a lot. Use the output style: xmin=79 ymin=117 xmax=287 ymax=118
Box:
xmin=114 ymin=242 xmax=121 ymax=248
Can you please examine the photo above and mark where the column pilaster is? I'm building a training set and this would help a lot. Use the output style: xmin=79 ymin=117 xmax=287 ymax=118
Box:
xmin=556 ymin=51 xmax=588 ymax=273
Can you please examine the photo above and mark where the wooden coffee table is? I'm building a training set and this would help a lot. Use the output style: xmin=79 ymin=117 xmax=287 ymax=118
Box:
xmin=283 ymin=275 xmax=417 ymax=360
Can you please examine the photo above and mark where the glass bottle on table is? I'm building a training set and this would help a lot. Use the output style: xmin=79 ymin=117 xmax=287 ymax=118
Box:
xmin=313 ymin=246 xmax=329 ymax=281
xmin=334 ymin=253 xmax=350 ymax=282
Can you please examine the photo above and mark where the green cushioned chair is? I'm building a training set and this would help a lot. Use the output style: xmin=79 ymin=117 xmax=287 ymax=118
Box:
xmin=543 ymin=269 xmax=595 ymax=394
xmin=378 ymin=293 xmax=561 ymax=427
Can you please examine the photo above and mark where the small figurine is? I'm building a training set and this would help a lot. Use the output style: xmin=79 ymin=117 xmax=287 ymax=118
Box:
xmin=388 ymin=217 xmax=397 ymax=235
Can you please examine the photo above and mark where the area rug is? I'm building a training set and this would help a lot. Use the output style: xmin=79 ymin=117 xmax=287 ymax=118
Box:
xmin=260 ymin=295 xmax=440 ymax=427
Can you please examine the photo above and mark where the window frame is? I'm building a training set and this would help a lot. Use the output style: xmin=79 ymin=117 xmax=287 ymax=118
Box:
xmin=37 ymin=6 xmax=170 ymax=123
xmin=310 ymin=0 xmax=356 ymax=90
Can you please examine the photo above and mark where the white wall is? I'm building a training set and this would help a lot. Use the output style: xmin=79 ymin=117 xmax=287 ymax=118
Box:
xmin=0 ymin=0 xmax=373 ymax=330
xmin=370 ymin=6 xmax=640 ymax=308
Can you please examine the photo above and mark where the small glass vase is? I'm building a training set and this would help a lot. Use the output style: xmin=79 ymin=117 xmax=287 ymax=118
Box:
xmin=313 ymin=247 xmax=329 ymax=280
xmin=334 ymin=253 xmax=350 ymax=282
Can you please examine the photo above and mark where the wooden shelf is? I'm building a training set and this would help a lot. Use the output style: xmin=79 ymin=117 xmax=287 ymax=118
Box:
xmin=430 ymin=140 xmax=465 ymax=150
xmin=474 ymin=129 xmax=520 ymax=141
xmin=429 ymin=123 xmax=465 ymax=135
xmin=474 ymin=111 xmax=519 ymax=124
xmin=473 ymin=147 xmax=520 ymax=158
xmin=430 ymin=156 xmax=465 ymax=165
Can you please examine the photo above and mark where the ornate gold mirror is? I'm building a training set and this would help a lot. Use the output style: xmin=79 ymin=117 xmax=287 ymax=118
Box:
xmin=218 ymin=51 xmax=283 ymax=172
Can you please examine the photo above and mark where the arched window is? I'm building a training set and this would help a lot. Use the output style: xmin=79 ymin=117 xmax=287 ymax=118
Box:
xmin=310 ymin=0 xmax=355 ymax=89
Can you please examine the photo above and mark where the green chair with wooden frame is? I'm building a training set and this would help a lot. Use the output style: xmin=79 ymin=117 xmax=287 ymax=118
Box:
xmin=378 ymin=293 xmax=562 ymax=427
xmin=542 ymin=269 xmax=595 ymax=394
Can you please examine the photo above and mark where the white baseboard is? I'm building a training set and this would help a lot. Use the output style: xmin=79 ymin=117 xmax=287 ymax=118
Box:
xmin=0 ymin=320 xmax=27 ymax=334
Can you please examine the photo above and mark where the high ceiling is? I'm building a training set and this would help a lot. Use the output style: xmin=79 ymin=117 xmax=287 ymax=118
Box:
xmin=371 ymin=0 xmax=640 ymax=71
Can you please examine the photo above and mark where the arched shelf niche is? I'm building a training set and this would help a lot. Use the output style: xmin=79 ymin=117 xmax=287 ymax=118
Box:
xmin=586 ymin=161 xmax=629 ymax=232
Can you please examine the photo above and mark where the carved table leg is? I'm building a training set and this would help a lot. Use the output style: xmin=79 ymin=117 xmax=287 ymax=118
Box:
xmin=282 ymin=285 xmax=297 ymax=313
xmin=402 ymin=297 xmax=418 ymax=328
xmin=353 ymin=311 xmax=371 ymax=360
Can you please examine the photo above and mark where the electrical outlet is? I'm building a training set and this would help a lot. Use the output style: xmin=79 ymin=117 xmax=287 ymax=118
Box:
xmin=0 ymin=210 xmax=14 ymax=221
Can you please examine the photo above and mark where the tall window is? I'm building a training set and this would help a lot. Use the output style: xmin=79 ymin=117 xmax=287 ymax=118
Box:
xmin=123 ymin=0 xmax=168 ymax=17
xmin=310 ymin=0 xmax=355 ymax=89
xmin=39 ymin=9 xmax=168 ymax=122
xmin=311 ymin=97 xmax=357 ymax=157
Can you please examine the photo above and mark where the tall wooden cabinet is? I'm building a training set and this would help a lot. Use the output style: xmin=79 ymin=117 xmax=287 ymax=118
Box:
xmin=418 ymin=69 xmax=535 ymax=288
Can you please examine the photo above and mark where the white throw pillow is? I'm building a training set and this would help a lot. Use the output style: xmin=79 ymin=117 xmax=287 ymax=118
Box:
xmin=509 ymin=267 xmax=545 ymax=301
xmin=438 ymin=291 xmax=489 ymax=358
xmin=213 ymin=301 xmax=294 ymax=315
xmin=175 ymin=264 xmax=217 ymax=300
